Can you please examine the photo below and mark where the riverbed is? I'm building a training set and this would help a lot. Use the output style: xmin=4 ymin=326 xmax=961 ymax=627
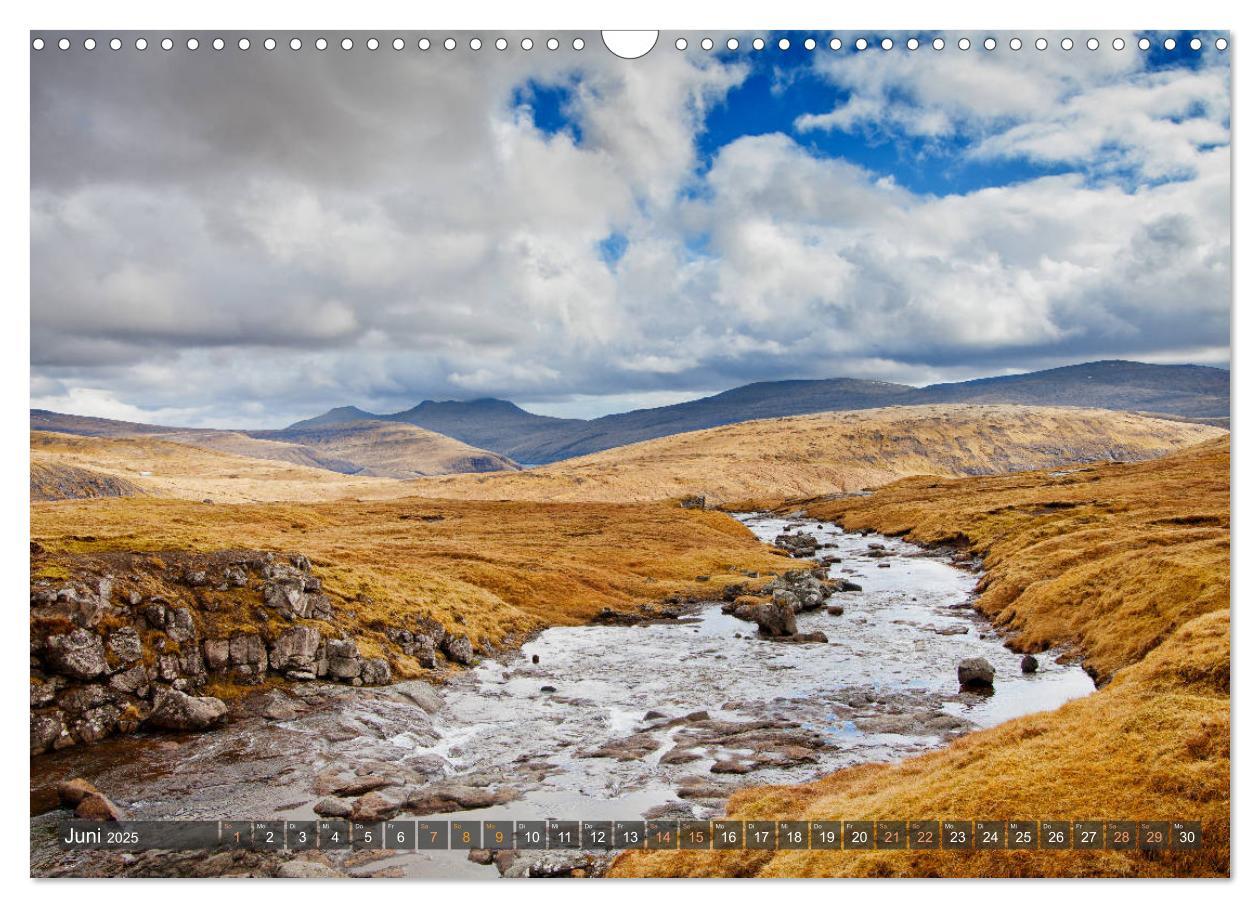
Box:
xmin=30 ymin=514 xmax=1094 ymax=878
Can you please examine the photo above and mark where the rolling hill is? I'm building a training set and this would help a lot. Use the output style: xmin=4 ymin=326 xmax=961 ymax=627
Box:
xmin=29 ymin=431 xmax=403 ymax=503
xmin=402 ymin=405 xmax=1225 ymax=505
xmin=287 ymin=360 xmax=1229 ymax=464
xmin=30 ymin=411 xmax=518 ymax=480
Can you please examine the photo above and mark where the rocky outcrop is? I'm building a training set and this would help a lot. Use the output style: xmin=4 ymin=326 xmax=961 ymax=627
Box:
xmin=29 ymin=548 xmax=451 ymax=755
xmin=774 ymin=531 xmax=818 ymax=558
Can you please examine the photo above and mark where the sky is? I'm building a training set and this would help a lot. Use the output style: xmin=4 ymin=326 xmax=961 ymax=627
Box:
xmin=30 ymin=30 xmax=1231 ymax=426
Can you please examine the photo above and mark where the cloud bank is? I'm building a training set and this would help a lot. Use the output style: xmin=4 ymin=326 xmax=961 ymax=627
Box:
xmin=31 ymin=32 xmax=1230 ymax=426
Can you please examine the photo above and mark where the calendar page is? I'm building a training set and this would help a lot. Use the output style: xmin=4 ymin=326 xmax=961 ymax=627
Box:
xmin=28 ymin=27 xmax=1230 ymax=881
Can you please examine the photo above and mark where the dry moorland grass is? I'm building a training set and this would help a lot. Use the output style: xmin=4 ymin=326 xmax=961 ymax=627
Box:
xmin=403 ymin=405 xmax=1223 ymax=505
xmin=31 ymin=495 xmax=795 ymax=664
xmin=613 ymin=438 xmax=1229 ymax=878
xmin=30 ymin=431 xmax=401 ymax=503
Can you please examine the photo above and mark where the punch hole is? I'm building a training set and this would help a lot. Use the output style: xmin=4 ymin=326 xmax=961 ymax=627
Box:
xmin=600 ymin=31 xmax=657 ymax=59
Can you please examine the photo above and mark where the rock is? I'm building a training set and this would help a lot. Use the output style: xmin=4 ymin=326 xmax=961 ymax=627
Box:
xmin=877 ymin=562 xmax=891 ymax=568
xmin=269 ymin=626 xmax=321 ymax=674
xmin=143 ymin=602 xmax=169 ymax=628
xmin=223 ymin=566 xmax=248 ymax=587
xmin=360 ymin=657 xmax=391 ymax=686
xmin=350 ymin=789 xmax=404 ymax=823
xmin=183 ymin=570 xmax=207 ymax=587
xmin=76 ymin=792 xmax=125 ymax=822
xmin=936 ymin=625 xmax=970 ymax=636
xmin=393 ymin=680 xmax=443 ymax=713
xmin=540 ymin=685 xmax=557 ymax=693
xmin=773 ymin=531 xmax=818 ymax=557
xmin=105 ymin=627 xmax=143 ymax=664
xmin=745 ymin=600 xmax=797 ymax=637
xmin=167 ymin=607 xmax=196 ymax=643
xmin=57 ymin=777 xmax=101 ymax=807
xmin=531 ymin=654 xmax=540 ymax=664
xmin=403 ymin=634 xmax=437 ymax=668
xmin=203 ymin=639 xmax=230 ymax=671
xmin=30 ymin=679 xmax=57 ymax=708
xmin=109 ymin=664 xmax=150 ymax=697
xmin=467 ymin=849 xmax=494 ymax=865
xmin=228 ymin=634 xmax=267 ymax=677
xmin=405 ymin=783 xmax=519 ymax=814
xmin=442 ymin=634 xmax=474 ymax=665
xmin=276 ymin=860 xmax=342 ymax=879
xmin=146 ymin=687 xmax=228 ymax=731
xmin=957 ymin=657 xmax=996 ymax=690
xmin=839 ymin=581 xmax=863 ymax=592
xmin=313 ymin=796 xmax=353 ymax=818
xmin=31 ymin=712 xmax=66 ymax=754
xmin=785 ymin=631 xmax=828 ymax=644
xmin=1021 ymin=654 xmax=1039 ymax=674
xmin=825 ymin=605 xmax=845 ymax=616
xmin=679 ymin=495 xmax=706 ymax=510
xmin=44 ymin=628 xmax=109 ymax=680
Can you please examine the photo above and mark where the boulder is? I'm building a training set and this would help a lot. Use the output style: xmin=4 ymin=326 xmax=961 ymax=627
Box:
xmin=957 ymin=657 xmax=996 ymax=690
xmin=442 ymin=634 xmax=474 ymax=665
xmin=167 ymin=607 xmax=196 ymax=644
xmin=228 ymin=634 xmax=267 ymax=677
xmin=679 ymin=495 xmax=706 ymax=510
xmin=403 ymin=634 xmax=437 ymax=668
xmin=146 ymin=687 xmax=228 ymax=731
xmin=326 ymin=638 xmax=361 ymax=680
xmin=203 ymin=639 xmax=230 ymax=671
xmin=44 ymin=628 xmax=109 ymax=680
xmin=76 ymin=792 xmax=125 ymax=822
xmin=350 ymin=788 xmax=404 ymax=823
xmin=745 ymin=600 xmax=798 ymax=638
xmin=106 ymin=627 xmax=143 ymax=664
xmin=313 ymin=796 xmax=352 ymax=818
xmin=269 ymin=625 xmax=321 ymax=674
xmin=57 ymin=777 xmax=101 ymax=807
xmin=393 ymin=680 xmax=443 ymax=714
xmin=1021 ymin=654 xmax=1039 ymax=674
xmin=360 ymin=657 xmax=392 ymax=686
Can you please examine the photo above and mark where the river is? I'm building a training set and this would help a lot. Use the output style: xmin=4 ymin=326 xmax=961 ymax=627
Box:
xmin=30 ymin=514 xmax=1094 ymax=878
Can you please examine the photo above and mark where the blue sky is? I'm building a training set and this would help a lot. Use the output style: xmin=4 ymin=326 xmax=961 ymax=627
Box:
xmin=31 ymin=31 xmax=1231 ymax=425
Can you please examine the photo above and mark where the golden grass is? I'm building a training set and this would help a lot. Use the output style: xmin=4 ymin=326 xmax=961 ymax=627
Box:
xmin=31 ymin=495 xmax=795 ymax=664
xmin=30 ymin=431 xmax=401 ymax=503
xmin=612 ymin=438 xmax=1229 ymax=878
xmin=402 ymin=405 xmax=1223 ymax=505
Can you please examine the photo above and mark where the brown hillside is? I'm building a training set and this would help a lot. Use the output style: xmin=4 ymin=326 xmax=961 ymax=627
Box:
xmin=404 ymin=405 xmax=1224 ymax=504
xmin=612 ymin=438 xmax=1229 ymax=878
xmin=30 ymin=462 xmax=144 ymax=502
xmin=259 ymin=420 xmax=519 ymax=479
xmin=30 ymin=431 xmax=400 ymax=503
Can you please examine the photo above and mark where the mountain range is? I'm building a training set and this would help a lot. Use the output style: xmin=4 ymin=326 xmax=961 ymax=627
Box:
xmin=286 ymin=360 xmax=1229 ymax=464
xmin=32 ymin=360 xmax=1228 ymax=474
